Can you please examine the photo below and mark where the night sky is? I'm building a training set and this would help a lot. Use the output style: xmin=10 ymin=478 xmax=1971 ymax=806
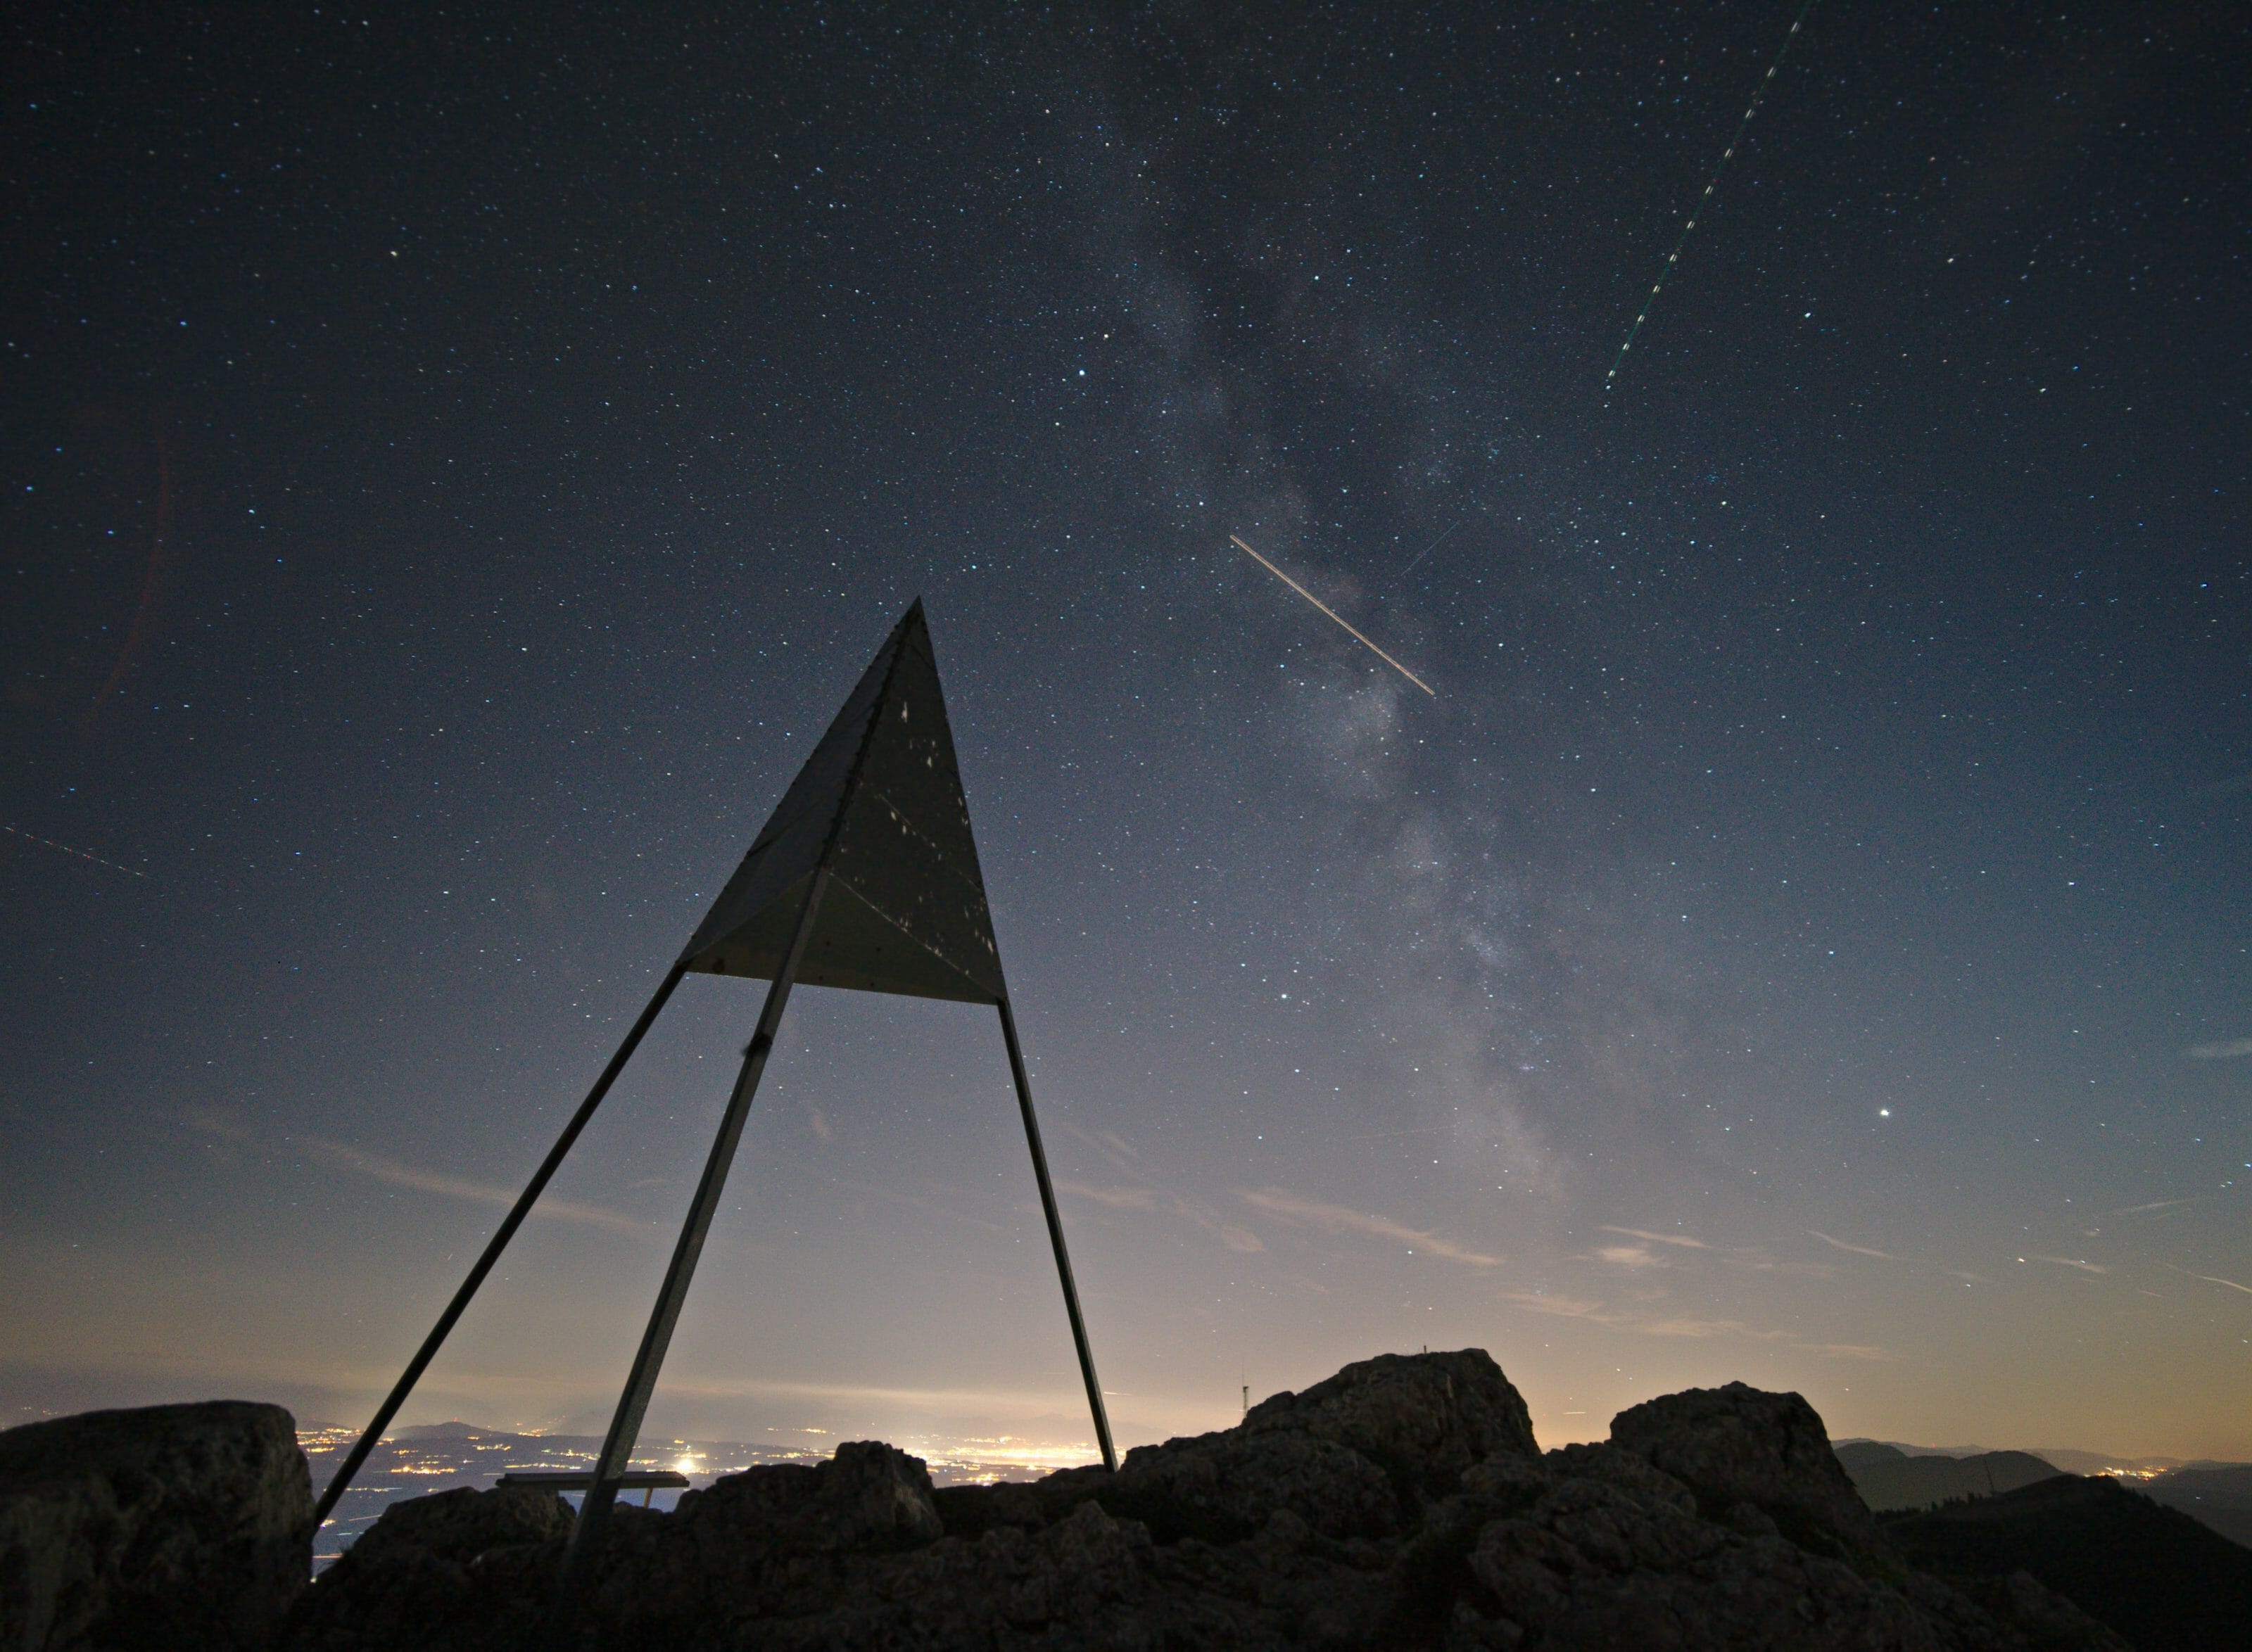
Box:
xmin=5 ymin=3 xmax=2248 ymax=1467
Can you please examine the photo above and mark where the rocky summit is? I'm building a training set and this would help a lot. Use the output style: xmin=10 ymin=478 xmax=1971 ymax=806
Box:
xmin=0 ymin=1399 xmax=312 ymax=1652
xmin=272 ymin=1349 xmax=2131 ymax=1652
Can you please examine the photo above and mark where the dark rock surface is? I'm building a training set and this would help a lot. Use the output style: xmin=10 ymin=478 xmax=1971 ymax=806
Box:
xmin=0 ymin=1399 xmax=311 ymax=1651
xmin=1241 ymin=1348 xmax=1542 ymax=1494
xmin=282 ymin=1482 xmax=575 ymax=1652
xmin=1609 ymin=1381 xmax=1887 ymax=1563
xmin=1886 ymin=1472 xmax=2252 ymax=1652
xmin=280 ymin=1349 xmax=2145 ymax=1651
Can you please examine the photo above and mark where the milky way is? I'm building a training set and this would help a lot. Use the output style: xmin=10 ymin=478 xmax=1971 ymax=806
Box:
xmin=4 ymin=1 xmax=2246 ymax=1470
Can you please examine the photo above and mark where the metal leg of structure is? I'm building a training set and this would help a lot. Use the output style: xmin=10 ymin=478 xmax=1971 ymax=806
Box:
xmin=997 ymin=997 xmax=1118 ymax=1473
xmin=559 ymin=871 xmax=833 ymax=1589
xmin=311 ymin=962 xmax=689 ymax=1532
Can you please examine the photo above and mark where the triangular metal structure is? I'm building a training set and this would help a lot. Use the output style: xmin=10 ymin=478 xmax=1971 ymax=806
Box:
xmin=308 ymin=602 xmax=1115 ymax=1601
xmin=681 ymin=604 xmax=1006 ymax=1004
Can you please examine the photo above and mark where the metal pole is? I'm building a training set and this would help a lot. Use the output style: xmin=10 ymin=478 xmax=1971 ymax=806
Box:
xmin=997 ymin=996 xmax=1117 ymax=1473
xmin=311 ymin=962 xmax=688 ymax=1532
xmin=559 ymin=870 xmax=832 ymax=1584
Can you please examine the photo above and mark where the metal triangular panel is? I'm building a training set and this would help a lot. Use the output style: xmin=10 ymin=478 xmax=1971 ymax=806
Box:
xmin=678 ymin=604 xmax=1006 ymax=1005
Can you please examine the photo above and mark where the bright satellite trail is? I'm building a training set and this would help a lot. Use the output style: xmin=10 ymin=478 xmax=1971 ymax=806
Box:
xmin=1230 ymin=534 xmax=1435 ymax=697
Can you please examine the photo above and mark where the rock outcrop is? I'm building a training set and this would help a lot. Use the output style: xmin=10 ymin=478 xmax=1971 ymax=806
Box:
xmin=1607 ymin=1380 xmax=1887 ymax=1561
xmin=0 ymin=1399 xmax=311 ymax=1651
xmin=282 ymin=1349 xmax=2134 ymax=1651
xmin=281 ymin=1482 xmax=573 ymax=1652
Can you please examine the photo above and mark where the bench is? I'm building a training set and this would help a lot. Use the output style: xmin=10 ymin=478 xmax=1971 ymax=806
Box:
xmin=495 ymin=1469 xmax=692 ymax=1507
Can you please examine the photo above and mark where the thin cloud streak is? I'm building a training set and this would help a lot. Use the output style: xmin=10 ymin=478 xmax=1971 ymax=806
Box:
xmin=1063 ymin=1182 xmax=1265 ymax=1253
xmin=1810 ymin=1231 xmax=1899 ymax=1261
xmin=1803 ymin=1343 xmax=1902 ymax=1363
xmin=1063 ymin=1182 xmax=1160 ymax=1212
xmin=1497 ymin=1288 xmax=1899 ymax=1361
xmin=185 ymin=1107 xmax=646 ymax=1236
xmin=300 ymin=1138 xmax=648 ymax=1236
xmin=2031 ymin=1255 xmax=2114 ymax=1276
xmin=1239 ymin=1188 xmax=1500 ymax=1266
xmin=1600 ymin=1226 xmax=1709 ymax=1249
xmin=1638 ymin=1317 xmax=1786 ymax=1341
xmin=1500 ymin=1289 xmax=1621 ymax=1323
xmin=2183 ymin=1037 xmax=2252 ymax=1060
xmin=1593 ymin=1243 xmax=1672 ymax=1271
xmin=1726 ymin=1256 xmax=1835 ymax=1278
xmin=1593 ymin=1227 xmax=1828 ymax=1278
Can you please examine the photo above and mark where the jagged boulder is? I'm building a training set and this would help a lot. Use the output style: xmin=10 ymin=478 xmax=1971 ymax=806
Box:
xmin=279 ymin=1354 xmax=2147 ymax=1651
xmin=661 ymin=1437 xmax=941 ymax=1556
xmin=1071 ymin=1347 xmax=1539 ymax=1544
xmin=1096 ymin=1422 xmax=1402 ymax=1543
xmin=1540 ymin=1442 xmax=1700 ymax=1519
xmin=586 ymin=1440 xmax=942 ymax=1635
xmin=1246 ymin=1349 xmax=1542 ymax=1491
xmin=282 ymin=1483 xmax=571 ymax=1652
xmin=0 ymin=1399 xmax=310 ymax=1651
xmin=759 ymin=1499 xmax=1234 ymax=1651
xmin=1607 ymin=1380 xmax=1887 ymax=1561
xmin=285 ymin=1440 xmax=947 ymax=1651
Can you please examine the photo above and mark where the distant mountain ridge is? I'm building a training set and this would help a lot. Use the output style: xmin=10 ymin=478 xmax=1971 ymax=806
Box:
xmin=2139 ymin=1463 xmax=2252 ymax=1549
xmin=2033 ymin=1447 xmax=2196 ymax=1478
xmin=1833 ymin=1437 xmax=2202 ymax=1475
xmin=387 ymin=1420 xmax=514 ymax=1441
xmin=1835 ymin=1441 xmax=2065 ymax=1511
xmin=1834 ymin=1439 xmax=2252 ymax=1551
xmin=1885 ymin=1473 xmax=2252 ymax=1652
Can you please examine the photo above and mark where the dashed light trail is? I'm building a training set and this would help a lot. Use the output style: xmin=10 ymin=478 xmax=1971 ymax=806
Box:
xmin=3 ymin=822 xmax=147 ymax=880
xmin=1605 ymin=0 xmax=1819 ymax=397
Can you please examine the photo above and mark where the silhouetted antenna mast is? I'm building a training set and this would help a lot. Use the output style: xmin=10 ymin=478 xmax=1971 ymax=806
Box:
xmin=307 ymin=602 xmax=1118 ymax=1610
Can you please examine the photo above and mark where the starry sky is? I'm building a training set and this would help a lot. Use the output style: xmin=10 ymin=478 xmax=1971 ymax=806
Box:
xmin=4 ymin=3 xmax=2248 ymax=1466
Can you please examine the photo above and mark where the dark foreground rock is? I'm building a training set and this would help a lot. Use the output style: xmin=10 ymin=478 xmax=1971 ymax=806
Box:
xmin=0 ymin=1399 xmax=311 ymax=1651
xmin=1608 ymin=1380 xmax=1888 ymax=1563
xmin=283 ymin=1351 xmax=2137 ymax=1652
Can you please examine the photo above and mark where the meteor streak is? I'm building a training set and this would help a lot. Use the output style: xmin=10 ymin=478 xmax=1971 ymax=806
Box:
xmin=1605 ymin=0 xmax=1819 ymax=397
xmin=1229 ymin=533 xmax=1435 ymax=697
xmin=1393 ymin=519 xmax=1461 ymax=584
xmin=2 ymin=822 xmax=147 ymax=879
